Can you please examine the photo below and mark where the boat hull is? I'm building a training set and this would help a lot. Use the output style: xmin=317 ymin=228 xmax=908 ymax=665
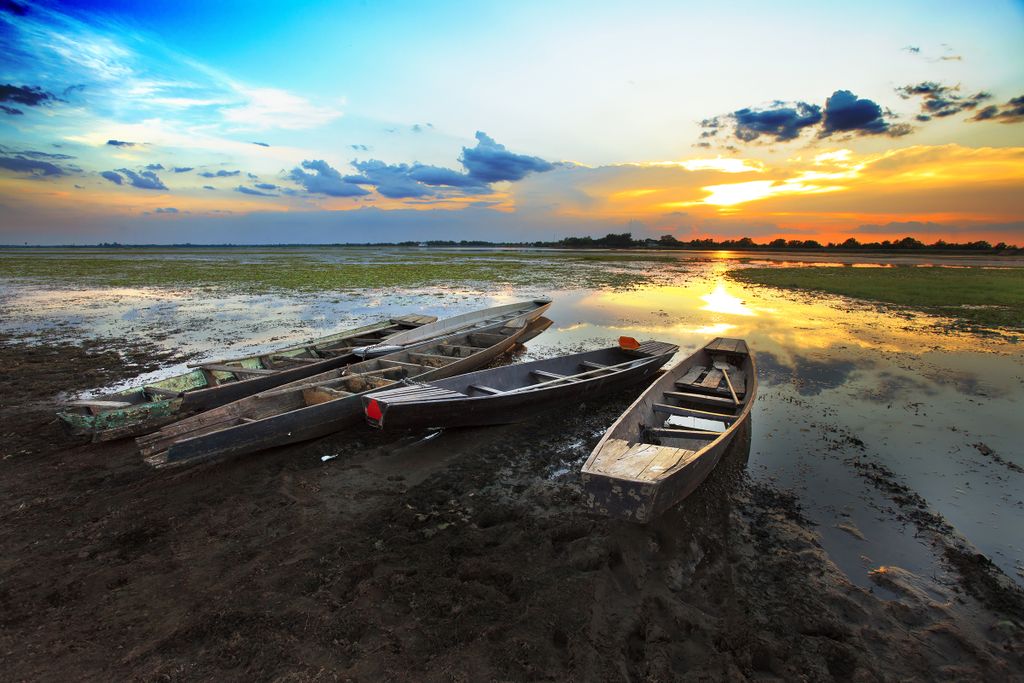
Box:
xmin=367 ymin=347 xmax=676 ymax=431
xmin=581 ymin=337 xmax=757 ymax=523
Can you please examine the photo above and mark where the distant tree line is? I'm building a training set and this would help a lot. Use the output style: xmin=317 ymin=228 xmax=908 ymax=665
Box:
xmin=3 ymin=234 xmax=1019 ymax=253
xmin=548 ymin=233 xmax=1020 ymax=253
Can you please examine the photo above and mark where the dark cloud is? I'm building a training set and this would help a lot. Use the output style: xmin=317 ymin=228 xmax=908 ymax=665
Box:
xmin=235 ymin=185 xmax=276 ymax=197
xmin=145 ymin=163 xmax=164 ymax=170
xmin=903 ymin=45 xmax=920 ymax=54
xmin=288 ymin=159 xmax=370 ymax=197
xmin=114 ymin=168 xmax=168 ymax=190
xmin=0 ymin=84 xmax=56 ymax=111
xmin=101 ymin=170 xmax=123 ymax=185
xmin=172 ymin=166 xmax=193 ymax=173
xmin=0 ymin=156 xmax=65 ymax=176
xmin=0 ymin=146 xmax=75 ymax=160
xmin=350 ymin=144 xmax=369 ymax=151
xmin=820 ymin=90 xmax=901 ymax=137
xmin=349 ymin=160 xmax=433 ymax=198
xmin=154 ymin=207 xmax=179 ymax=214
xmin=896 ymin=81 xmax=991 ymax=118
xmin=247 ymin=172 xmax=257 ymax=179
xmin=1 ymin=105 xmax=23 ymax=115
xmin=254 ymin=183 xmax=277 ymax=190
xmin=251 ymin=141 xmax=270 ymax=147
xmin=203 ymin=185 xmax=216 ymax=190
xmin=732 ymin=102 xmax=822 ymax=142
xmin=970 ymin=95 xmax=1024 ymax=124
xmin=0 ymin=0 xmax=30 ymax=15
xmin=409 ymin=164 xmax=489 ymax=189
xmin=106 ymin=139 xmax=137 ymax=147
xmin=198 ymin=169 xmax=240 ymax=178
xmin=459 ymin=131 xmax=554 ymax=183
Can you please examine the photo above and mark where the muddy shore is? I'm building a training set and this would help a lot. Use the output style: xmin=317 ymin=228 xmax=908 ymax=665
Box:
xmin=1 ymin=333 xmax=1022 ymax=680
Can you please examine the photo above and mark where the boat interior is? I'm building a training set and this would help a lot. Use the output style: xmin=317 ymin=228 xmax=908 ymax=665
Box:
xmin=377 ymin=342 xmax=676 ymax=403
xmin=585 ymin=338 xmax=753 ymax=482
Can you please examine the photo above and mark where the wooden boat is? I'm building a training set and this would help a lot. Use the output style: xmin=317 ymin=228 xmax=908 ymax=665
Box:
xmin=138 ymin=316 xmax=553 ymax=468
xmin=354 ymin=298 xmax=551 ymax=357
xmin=56 ymin=314 xmax=436 ymax=441
xmin=363 ymin=339 xmax=679 ymax=431
xmin=580 ymin=337 xmax=756 ymax=524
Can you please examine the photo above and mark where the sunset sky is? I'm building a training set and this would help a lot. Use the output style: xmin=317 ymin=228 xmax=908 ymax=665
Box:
xmin=1 ymin=0 xmax=1022 ymax=244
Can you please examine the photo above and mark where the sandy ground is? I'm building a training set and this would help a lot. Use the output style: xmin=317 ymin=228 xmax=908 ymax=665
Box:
xmin=1 ymin=333 xmax=1022 ymax=681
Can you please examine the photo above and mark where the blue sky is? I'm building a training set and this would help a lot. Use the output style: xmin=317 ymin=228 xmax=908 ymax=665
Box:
xmin=1 ymin=0 xmax=1022 ymax=243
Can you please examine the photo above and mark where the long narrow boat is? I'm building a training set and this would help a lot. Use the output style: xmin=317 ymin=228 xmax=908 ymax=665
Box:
xmin=138 ymin=316 xmax=553 ymax=468
xmin=354 ymin=298 xmax=551 ymax=357
xmin=56 ymin=314 xmax=436 ymax=441
xmin=363 ymin=339 xmax=678 ymax=431
xmin=580 ymin=337 xmax=756 ymax=523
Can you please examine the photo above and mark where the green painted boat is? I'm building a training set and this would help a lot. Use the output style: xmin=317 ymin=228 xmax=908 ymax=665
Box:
xmin=57 ymin=314 xmax=437 ymax=442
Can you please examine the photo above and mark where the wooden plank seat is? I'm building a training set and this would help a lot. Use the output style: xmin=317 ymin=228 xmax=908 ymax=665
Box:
xmin=378 ymin=360 xmax=430 ymax=373
xmin=652 ymin=402 xmax=739 ymax=423
xmin=580 ymin=361 xmax=611 ymax=371
xmin=662 ymin=390 xmax=736 ymax=408
xmin=67 ymin=399 xmax=133 ymax=409
xmin=532 ymin=369 xmax=568 ymax=381
xmin=468 ymin=384 xmax=503 ymax=395
xmin=438 ymin=344 xmax=485 ymax=357
xmin=646 ymin=427 xmax=721 ymax=440
xmin=200 ymin=363 xmax=276 ymax=376
xmin=270 ymin=355 xmax=321 ymax=364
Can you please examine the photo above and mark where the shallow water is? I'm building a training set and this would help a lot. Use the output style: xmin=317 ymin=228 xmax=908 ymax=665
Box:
xmin=0 ymin=248 xmax=1020 ymax=590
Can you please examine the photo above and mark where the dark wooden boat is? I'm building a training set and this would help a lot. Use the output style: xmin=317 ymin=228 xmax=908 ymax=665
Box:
xmin=363 ymin=339 xmax=678 ymax=431
xmin=56 ymin=314 xmax=436 ymax=441
xmin=580 ymin=337 xmax=756 ymax=523
xmin=138 ymin=316 xmax=553 ymax=468
xmin=355 ymin=298 xmax=552 ymax=357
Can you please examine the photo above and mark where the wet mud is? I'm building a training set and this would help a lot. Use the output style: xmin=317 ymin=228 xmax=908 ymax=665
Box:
xmin=1 ymin=335 xmax=1022 ymax=680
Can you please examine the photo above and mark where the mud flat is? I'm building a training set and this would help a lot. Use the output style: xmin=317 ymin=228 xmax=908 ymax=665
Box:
xmin=1 ymin=248 xmax=1022 ymax=678
xmin=0 ymin=333 xmax=1022 ymax=679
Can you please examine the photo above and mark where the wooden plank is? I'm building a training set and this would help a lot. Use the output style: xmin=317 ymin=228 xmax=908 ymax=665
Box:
xmin=637 ymin=447 xmax=698 ymax=481
xmin=647 ymin=427 xmax=720 ymax=439
xmin=407 ymin=352 xmax=458 ymax=364
xmin=144 ymin=386 xmax=181 ymax=398
xmin=699 ymin=368 xmax=723 ymax=389
xmin=200 ymin=363 xmax=276 ymax=376
xmin=468 ymin=384 xmax=503 ymax=395
xmin=532 ymin=370 xmax=567 ymax=381
xmin=652 ymin=403 xmax=738 ymax=423
xmin=662 ymin=390 xmax=734 ymax=407
xmin=678 ymin=366 xmax=705 ymax=385
xmin=378 ymin=360 xmax=429 ymax=373
xmin=590 ymin=441 xmax=664 ymax=478
xmin=67 ymin=399 xmax=133 ymax=409
xmin=438 ymin=344 xmax=485 ymax=356
xmin=580 ymin=361 xmax=610 ymax=370
xmin=270 ymin=355 xmax=320 ymax=364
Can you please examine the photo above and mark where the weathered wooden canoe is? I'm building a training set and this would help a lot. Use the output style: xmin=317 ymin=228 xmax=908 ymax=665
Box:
xmin=581 ymin=337 xmax=757 ymax=524
xmin=354 ymin=298 xmax=552 ymax=357
xmin=363 ymin=340 xmax=679 ymax=431
xmin=138 ymin=316 xmax=553 ymax=468
xmin=56 ymin=314 xmax=437 ymax=442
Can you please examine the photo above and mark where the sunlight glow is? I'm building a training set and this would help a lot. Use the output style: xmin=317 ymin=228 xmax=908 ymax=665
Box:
xmin=701 ymin=283 xmax=756 ymax=316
